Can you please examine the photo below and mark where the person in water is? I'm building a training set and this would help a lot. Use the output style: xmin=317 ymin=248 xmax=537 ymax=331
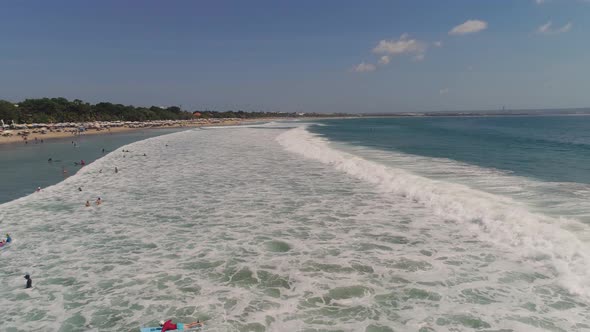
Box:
xmin=6 ymin=234 xmax=11 ymax=243
xmin=115 ymin=167 xmax=118 ymax=173
xmin=95 ymin=197 xmax=102 ymax=205
xmin=0 ymin=240 xmax=5 ymax=247
xmin=85 ymin=200 xmax=91 ymax=207
xmin=78 ymin=187 xmax=83 ymax=192
xmin=159 ymin=319 xmax=203 ymax=332
xmin=24 ymin=274 xmax=32 ymax=289
xmin=35 ymin=187 xmax=41 ymax=192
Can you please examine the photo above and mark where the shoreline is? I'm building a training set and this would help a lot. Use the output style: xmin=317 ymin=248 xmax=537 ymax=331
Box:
xmin=0 ymin=118 xmax=245 ymax=146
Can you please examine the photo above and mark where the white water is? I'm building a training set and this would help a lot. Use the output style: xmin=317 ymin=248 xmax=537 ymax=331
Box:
xmin=1 ymin=125 xmax=590 ymax=331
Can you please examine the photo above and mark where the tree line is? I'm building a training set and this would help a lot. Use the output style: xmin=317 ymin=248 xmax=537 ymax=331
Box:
xmin=0 ymin=97 xmax=348 ymax=124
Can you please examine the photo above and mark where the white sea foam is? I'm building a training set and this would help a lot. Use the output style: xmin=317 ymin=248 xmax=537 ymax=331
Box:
xmin=1 ymin=125 xmax=589 ymax=331
xmin=277 ymin=126 xmax=590 ymax=297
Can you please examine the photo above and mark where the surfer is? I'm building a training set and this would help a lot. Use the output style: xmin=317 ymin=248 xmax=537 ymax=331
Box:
xmin=159 ymin=319 xmax=203 ymax=332
xmin=24 ymin=274 xmax=32 ymax=289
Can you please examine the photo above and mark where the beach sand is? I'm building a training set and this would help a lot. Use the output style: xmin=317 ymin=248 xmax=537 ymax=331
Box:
xmin=0 ymin=119 xmax=243 ymax=145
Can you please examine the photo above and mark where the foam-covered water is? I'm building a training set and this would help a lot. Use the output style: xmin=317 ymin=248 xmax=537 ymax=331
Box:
xmin=2 ymin=124 xmax=590 ymax=331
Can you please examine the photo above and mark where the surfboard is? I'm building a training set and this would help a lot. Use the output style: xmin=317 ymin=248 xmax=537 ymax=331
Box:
xmin=140 ymin=323 xmax=202 ymax=332
xmin=0 ymin=242 xmax=11 ymax=252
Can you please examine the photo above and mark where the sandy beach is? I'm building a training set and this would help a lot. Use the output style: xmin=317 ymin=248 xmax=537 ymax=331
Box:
xmin=0 ymin=118 xmax=244 ymax=145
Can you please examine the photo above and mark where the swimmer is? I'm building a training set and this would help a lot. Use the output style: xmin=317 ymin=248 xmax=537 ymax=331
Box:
xmin=24 ymin=274 xmax=32 ymax=289
xmin=96 ymin=197 xmax=102 ymax=205
xmin=35 ymin=187 xmax=41 ymax=192
xmin=78 ymin=187 xmax=82 ymax=192
xmin=85 ymin=200 xmax=90 ymax=207
xmin=6 ymin=234 xmax=11 ymax=243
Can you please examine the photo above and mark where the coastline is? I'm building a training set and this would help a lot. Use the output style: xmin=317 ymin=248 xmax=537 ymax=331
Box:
xmin=0 ymin=118 xmax=244 ymax=145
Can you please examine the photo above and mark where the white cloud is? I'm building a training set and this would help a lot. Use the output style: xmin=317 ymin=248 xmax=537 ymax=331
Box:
xmin=371 ymin=34 xmax=428 ymax=67
xmin=449 ymin=19 xmax=488 ymax=35
xmin=413 ymin=54 xmax=425 ymax=61
xmin=538 ymin=21 xmax=552 ymax=33
xmin=537 ymin=21 xmax=572 ymax=34
xmin=439 ymin=88 xmax=449 ymax=95
xmin=372 ymin=34 xmax=428 ymax=56
xmin=434 ymin=41 xmax=443 ymax=47
xmin=558 ymin=22 xmax=572 ymax=33
xmin=378 ymin=55 xmax=390 ymax=65
xmin=351 ymin=62 xmax=376 ymax=73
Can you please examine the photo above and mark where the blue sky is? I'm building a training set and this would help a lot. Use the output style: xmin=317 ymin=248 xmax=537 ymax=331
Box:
xmin=1 ymin=0 xmax=589 ymax=113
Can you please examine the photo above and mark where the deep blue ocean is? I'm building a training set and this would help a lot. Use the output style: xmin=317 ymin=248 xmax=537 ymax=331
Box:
xmin=310 ymin=116 xmax=590 ymax=184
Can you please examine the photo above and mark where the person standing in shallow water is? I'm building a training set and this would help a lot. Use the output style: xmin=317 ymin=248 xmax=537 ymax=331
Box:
xmin=24 ymin=274 xmax=32 ymax=289
xmin=115 ymin=167 xmax=118 ymax=173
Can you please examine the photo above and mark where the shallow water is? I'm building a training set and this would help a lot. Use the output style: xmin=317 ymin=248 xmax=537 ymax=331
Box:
xmin=1 ymin=123 xmax=590 ymax=331
xmin=0 ymin=128 xmax=183 ymax=204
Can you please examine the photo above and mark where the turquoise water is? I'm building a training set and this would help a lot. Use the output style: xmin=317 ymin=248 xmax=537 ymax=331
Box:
xmin=311 ymin=116 xmax=590 ymax=184
xmin=0 ymin=128 xmax=183 ymax=204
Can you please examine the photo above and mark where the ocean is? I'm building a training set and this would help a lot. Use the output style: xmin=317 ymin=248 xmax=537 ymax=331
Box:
xmin=1 ymin=117 xmax=590 ymax=331
xmin=0 ymin=128 xmax=183 ymax=204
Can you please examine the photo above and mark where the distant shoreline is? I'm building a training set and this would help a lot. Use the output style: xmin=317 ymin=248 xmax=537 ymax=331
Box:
xmin=0 ymin=118 xmax=247 ymax=145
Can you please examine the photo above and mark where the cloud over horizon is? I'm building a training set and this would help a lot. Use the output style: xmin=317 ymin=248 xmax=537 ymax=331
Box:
xmin=449 ymin=20 xmax=488 ymax=35
xmin=373 ymin=34 xmax=428 ymax=56
xmin=351 ymin=62 xmax=376 ymax=73
xmin=537 ymin=21 xmax=572 ymax=34
xmin=378 ymin=56 xmax=390 ymax=65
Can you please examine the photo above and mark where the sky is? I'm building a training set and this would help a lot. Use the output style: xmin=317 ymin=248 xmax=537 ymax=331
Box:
xmin=1 ymin=0 xmax=589 ymax=113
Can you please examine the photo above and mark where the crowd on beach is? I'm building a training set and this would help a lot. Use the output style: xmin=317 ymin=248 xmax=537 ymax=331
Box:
xmin=0 ymin=118 xmax=241 ymax=144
